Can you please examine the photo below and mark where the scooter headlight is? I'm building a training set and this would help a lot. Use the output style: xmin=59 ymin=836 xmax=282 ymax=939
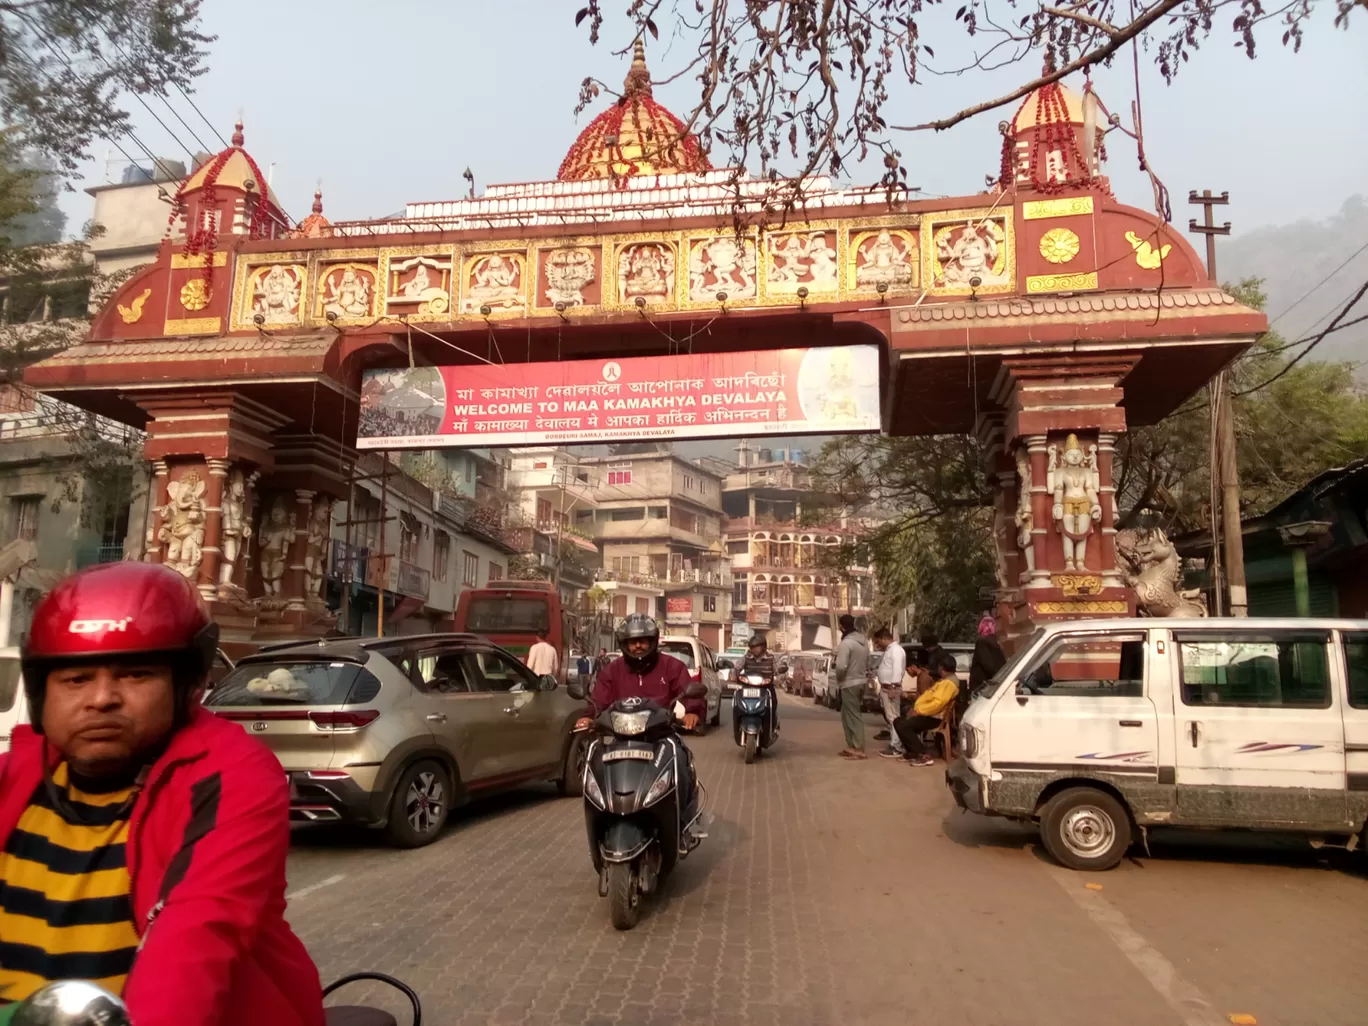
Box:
xmin=610 ymin=710 xmax=651 ymax=736
xmin=583 ymin=765 xmax=606 ymax=808
xmin=643 ymin=766 xmax=674 ymax=807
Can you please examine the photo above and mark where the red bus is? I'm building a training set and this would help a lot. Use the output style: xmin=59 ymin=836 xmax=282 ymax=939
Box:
xmin=451 ymin=580 xmax=575 ymax=678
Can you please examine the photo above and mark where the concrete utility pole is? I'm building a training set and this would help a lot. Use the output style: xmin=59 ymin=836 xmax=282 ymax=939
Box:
xmin=1189 ymin=189 xmax=1246 ymax=616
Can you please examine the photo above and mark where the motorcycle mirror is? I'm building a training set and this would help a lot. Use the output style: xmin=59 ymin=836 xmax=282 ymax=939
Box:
xmin=684 ymin=682 xmax=707 ymax=699
xmin=11 ymin=981 xmax=131 ymax=1026
xmin=566 ymin=679 xmax=588 ymax=701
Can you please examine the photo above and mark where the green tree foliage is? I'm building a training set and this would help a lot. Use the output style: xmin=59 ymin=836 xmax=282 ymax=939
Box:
xmin=811 ymin=279 xmax=1368 ymax=634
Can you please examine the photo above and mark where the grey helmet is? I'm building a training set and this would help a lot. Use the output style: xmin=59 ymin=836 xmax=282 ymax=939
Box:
xmin=617 ymin=613 xmax=660 ymax=672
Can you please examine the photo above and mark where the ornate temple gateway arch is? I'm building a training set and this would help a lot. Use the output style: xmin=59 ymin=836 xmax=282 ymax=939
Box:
xmin=27 ymin=45 xmax=1265 ymax=648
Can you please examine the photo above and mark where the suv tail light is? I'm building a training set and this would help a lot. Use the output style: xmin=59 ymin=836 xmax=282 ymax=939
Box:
xmin=308 ymin=710 xmax=380 ymax=729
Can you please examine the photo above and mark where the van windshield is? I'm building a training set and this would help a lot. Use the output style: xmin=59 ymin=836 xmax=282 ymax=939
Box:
xmin=465 ymin=596 xmax=551 ymax=634
xmin=973 ymin=629 xmax=1042 ymax=698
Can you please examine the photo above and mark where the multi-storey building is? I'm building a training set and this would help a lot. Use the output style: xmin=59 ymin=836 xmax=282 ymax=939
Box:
xmin=503 ymin=446 xmax=601 ymax=607
xmin=579 ymin=452 xmax=731 ymax=649
xmin=722 ymin=444 xmax=873 ymax=651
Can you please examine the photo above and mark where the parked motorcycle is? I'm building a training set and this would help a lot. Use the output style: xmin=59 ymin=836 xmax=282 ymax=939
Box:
xmin=5 ymin=974 xmax=422 ymax=1026
xmin=580 ymin=690 xmax=707 ymax=930
xmin=733 ymin=671 xmax=778 ymax=764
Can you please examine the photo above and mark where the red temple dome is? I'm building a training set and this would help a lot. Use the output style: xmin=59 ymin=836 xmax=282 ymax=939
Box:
xmin=1000 ymin=76 xmax=1104 ymax=191
xmin=291 ymin=188 xmax=333 ymax=238
xmin=557 ymin=39 xmax=712 ymax=183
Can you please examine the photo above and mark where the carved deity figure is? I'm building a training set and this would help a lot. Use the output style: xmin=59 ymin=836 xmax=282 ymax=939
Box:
xmin=253 ymin=265 xmax=300 ymax=323
xmin=769 ymin=234 xmax=809 ymax=282
xmin=1014 ymin=447 xmax=1036 ymax=576
xmin=1117 ymin=525 xmax=1207 ymax=617
xmin=467 ymin=254 xmax=521 ymax=310
xmin=303 ymin=498 xmax=332 ymax=598
xmin=689 ymin=237 xmax=756 ymax=300
xmin=324 ymin=267 xmax=371 ymax=319
xmin=218 ymin=468 xmax=252 ymax=592
xmin=403 ymin=264 xmax=433 ymax=297
xmin=257 ymin=498 xmax=294 ymax=597
xmin=544 ymin=248 xmax=595 ymax=307
xmin=1047 ymin=434 xmax=1101 ymax=571
xmin=158 ymin=471 xmax=206 ymax=579
xmin=807 ymin=234 xmax=838 ymax=285
xmin=855 ymin=229 xmax=913 ymax=288
xmin=619 ymin=243 xmax=673 ymax=301
xmin=937 ymin=222 xmax=1001 ymax=285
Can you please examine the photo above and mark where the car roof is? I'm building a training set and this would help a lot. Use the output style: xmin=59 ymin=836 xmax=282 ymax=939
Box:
xmin=238 ymin=632 xmax=496 ymax=666
xmin=1030 ymin=616 xmax=1368 ymax=635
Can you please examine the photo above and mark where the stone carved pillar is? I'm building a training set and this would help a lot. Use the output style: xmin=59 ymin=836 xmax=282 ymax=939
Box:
xmin=198 ymin=459 xmax=229 ymax=601
xmin=145 ymin=460 xmax=170 ymax=563
xmin=1025 ymin=435 xmax=1051 ymax=587
xmin=1097 ymin=432 xmax=1121 ymax=585
xmin=286 ymin=489 xmax=315 ymax=611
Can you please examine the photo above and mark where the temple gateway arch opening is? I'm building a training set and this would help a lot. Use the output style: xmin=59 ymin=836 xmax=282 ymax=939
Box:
xmin=26 ymin=44 xmax=1265 ymax=651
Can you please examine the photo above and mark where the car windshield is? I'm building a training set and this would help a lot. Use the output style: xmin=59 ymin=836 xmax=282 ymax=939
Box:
xmin=466 ymin=596 xmax=551 ymax=634
xmin=974 ymin=629 xmax=1043 ymax=697
xmin=659 ymin=641 xmax=697 ymax=669
xmin=206 ymin=660 xmax=371 ymax=706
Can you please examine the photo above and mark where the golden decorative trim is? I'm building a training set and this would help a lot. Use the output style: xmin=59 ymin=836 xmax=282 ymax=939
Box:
xmin=1022 ymin=196 xmax=1094 ymax=220
xmin=1026 ymin=271 xmax=1098 ymax=293
xmin=756 ymin=222 xmax=845 ymax=305
xmin=604 ymin=233 xmax=682 ymax=311
xmin=1053 ymin=573 xmax=1103 ymax=597
xmin=117 ymin=288 xmax=151 ymax=324
xmin=1039 ymin=228 xmax=1079 ymax=264
xmin=229 ymin=253 xmax=314 ymax=331
xmin=163 ymin=316 xmax=222 ymax=336
xmin=1035 ymin=600 xmax=1129 ymax=615
xmin=313 ymin=261 xmax=380 ymax=323
xmin=845 ymin=226 xmax=920 ymax=300
xmin=375 ymin=247 xmax=458 ymax=324
xmin=922 ymin=207 xmax=1015 ymax=297
xmin=179 ymin=279 xmax=210 ymax=311
xmin=171 ymin=251 xmax=228 ymax=269
xmin=528 ymin=237 xmax=607 ymax=317
xmin=458 ymin=247 xmax=532 ymax=318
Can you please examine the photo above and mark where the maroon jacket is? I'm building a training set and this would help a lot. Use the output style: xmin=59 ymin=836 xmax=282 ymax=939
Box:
xmin=590 ymin=652 xmax=706 ymax=719
xmin=0 ymin=708 xmax=324 ymax=1026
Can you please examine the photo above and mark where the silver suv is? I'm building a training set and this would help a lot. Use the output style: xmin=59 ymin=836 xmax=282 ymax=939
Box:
xmin=205 ymin=633 xmax=586 ymax=847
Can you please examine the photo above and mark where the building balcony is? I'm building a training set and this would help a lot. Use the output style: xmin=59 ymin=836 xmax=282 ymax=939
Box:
xmin=665 ymin=567 xmax=732 ymax=588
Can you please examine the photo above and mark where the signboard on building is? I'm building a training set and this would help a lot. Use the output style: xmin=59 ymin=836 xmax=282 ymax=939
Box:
xmin=665 ymin=596 xmax=694 ymax=624
xmin=357 ymin=345 xmax=881 ymax=449
xmin=731 ymin=621 xmax=753 ymax=643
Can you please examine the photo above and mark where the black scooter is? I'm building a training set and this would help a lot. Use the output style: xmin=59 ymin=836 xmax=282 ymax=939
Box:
xmin=577 ymin=690 xmax=707 ymax=930
xmin=732 ymin=671 xmax=778 ymax=763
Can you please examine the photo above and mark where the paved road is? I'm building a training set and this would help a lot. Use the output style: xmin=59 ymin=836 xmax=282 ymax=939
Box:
xmin=285 ymin=694 xmax=1368 ymax=1026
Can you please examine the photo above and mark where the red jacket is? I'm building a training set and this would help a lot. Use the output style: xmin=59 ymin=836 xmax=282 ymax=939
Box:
xmin=590 ymin=652 xmax=705 ymax=719
xmin=0 ymin=708 xmax=324 ymax=1026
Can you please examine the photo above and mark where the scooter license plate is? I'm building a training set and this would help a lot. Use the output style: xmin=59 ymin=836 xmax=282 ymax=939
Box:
xmin=742 ymin=687 xmax=763 ymax=698
xmin=602 ymin=749 xmax=655 ymax=762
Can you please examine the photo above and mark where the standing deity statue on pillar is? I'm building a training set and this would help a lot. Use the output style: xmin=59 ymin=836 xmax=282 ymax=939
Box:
xmin=304 ymin=498 xmax=333 ymax=600
xmin=158 ymin=471 xmax=206 ymax=579
xmin=1048 ymin=434 xmax=1101 ymax=571
xmin=257 ymin=497 xmax=294 ymax=599
xmin=218 ymin=468 xmax=252 ymax=598
xmin=1014 ymin=447 xmax=1036 ymax=576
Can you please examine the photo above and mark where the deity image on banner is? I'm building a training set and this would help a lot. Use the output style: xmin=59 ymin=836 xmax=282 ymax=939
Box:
xmin=316 ymin=263 xmax=377 ymax=321
xmin=540 ymin=247 xmax=599 ymax=308
xmin=385 ymin=255 xmax=453 ymax=316
xmin=247 ymin=264 xmax=305 ymax=325
xmin=461 ymin=252 xmax=526 ymax=314
xmin=686 ymin=236 xmax=758 ymax=302
xmin=850 ymin=228 xmax=917 ymax=292
xmin=930 ymin=216 xmax=1011 ymax=290
xmin=616 ymin=241 xmax=675 ymax=306
xmin=765 ymin=231 xmax=838 ymax=294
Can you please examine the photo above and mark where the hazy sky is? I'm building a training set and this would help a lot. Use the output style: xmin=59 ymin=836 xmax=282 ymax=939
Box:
xmin=61 ymin=2 xmax=1365 ymax=245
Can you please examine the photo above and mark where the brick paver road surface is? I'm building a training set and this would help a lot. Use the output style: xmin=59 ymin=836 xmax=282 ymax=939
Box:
xmin=285 ymin=694 xmax=1368 ymax=1026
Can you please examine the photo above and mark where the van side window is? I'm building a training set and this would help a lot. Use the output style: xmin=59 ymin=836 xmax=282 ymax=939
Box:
xmin=1344 ymin=632 xmax=1368 ymax=709
xmin=1018 ymin=634 xmax=1145 ymax=697
xmin=1176 ymin=632 xmax=1330 ymax=709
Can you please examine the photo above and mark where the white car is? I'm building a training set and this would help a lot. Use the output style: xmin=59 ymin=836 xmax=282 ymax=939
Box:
xmin=0 ymin=647 xmax=27 ymax=753
xmin=659 ymin=635 xmax=723 ymax=728
xmin=949 ymin=617 xmax=1368 ymax=872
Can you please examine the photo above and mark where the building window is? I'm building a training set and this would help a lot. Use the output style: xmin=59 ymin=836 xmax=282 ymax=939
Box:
xmin=612 ymin=594 xmax=628 ymax=616
xmin=611 ymin=555 xmax=642 ymax=575
xmin=536 ymin=498 xmax=553 ymax=523
xmin=575 ymin=509 xmax=594 ymax=524
xmin=609 ymin=507 xmax=645 ymax=521
xmin=11 ymin=496 xmax=40 ymax=542
xmin=634 ymin=597 xmax=650 ymax=614
xmin=607 ymin=463 xmax=632 ymax=486
xmin=465 ymin=460 xmax=474 ymax=483
xmin=462 ymin=551 xmax=480 ymax=586
xmin=703 ymin=594 xmax=716 ymax=612
xmin=487 ymin=561 xmax=503 ymax=582
xmin=399 ymin=511 xmax=421 ymax=564
xmin=433 ymin=531 xmax=451 ymax=581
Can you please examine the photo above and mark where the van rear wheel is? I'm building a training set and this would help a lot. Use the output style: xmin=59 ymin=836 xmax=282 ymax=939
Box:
xmin=1040 ymin=787 xmax=1132 ymax=871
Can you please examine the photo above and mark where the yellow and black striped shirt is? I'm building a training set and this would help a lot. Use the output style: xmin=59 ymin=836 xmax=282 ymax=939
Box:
xmin=0 ymin=763 xmax=140 ymax=1003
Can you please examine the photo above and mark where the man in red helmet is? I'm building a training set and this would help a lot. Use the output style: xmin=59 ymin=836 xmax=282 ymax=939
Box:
xmin=0 ymin=562 xmax=324 ymax=1026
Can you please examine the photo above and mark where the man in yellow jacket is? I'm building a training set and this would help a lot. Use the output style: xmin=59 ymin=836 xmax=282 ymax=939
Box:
xmin=892 ymin=651 xmax=960 ymax=766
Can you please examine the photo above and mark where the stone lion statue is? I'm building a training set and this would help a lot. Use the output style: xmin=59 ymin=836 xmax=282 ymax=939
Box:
xmin=1115 ymin=525 xmax=1207 ymax=618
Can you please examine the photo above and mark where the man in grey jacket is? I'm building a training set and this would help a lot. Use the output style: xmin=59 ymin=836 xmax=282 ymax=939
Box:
xmin=833 ymin=613 xmax=869 ymax=759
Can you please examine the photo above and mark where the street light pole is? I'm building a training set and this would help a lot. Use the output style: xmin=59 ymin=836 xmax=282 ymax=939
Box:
xmin=1189 ymin=190 xmax=1246 ymax=617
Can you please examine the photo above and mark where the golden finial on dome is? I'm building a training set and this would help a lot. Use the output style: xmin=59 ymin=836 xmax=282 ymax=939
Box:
xmin=623 ymin=37 xmax=651 ymax=98
xmin=231 ymin=119 xmax=244 ymax=147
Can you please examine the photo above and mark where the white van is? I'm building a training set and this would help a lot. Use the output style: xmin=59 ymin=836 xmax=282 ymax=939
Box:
xmin=947 ymin=618 xmax=1368 ymax=871
xmin=0 ymin=647 xmax=28 ymax=753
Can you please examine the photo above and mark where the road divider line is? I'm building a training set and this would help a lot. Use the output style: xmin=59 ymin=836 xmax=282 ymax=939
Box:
xmin=1045 ymin=863 xmax=1226 ymax=1026
xmin=286 ymin=873 xmax=346 ymax=902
